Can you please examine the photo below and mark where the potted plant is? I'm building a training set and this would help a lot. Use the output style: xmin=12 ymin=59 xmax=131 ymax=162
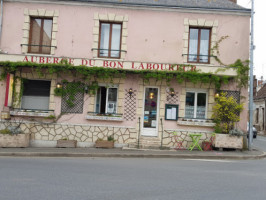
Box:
xmin=0 ymin=127 xmax=29 ymax=147
xmin=212 ymin=92 xmax=244 ymax=149
xmin=57 ymin=137 xmax=77 ymax=148
xmin=95 ymin=135 xmax=115 ymax=148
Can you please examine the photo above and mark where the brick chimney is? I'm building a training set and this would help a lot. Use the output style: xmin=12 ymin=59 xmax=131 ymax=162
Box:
xmin=229 ymin=0 xmax=237 ymax=3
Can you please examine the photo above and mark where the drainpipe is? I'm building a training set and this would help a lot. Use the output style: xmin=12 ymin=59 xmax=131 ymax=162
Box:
xmin=0 ymin=0 xmax=3 ymax=47
xmin=160 ymin=118 xmax=163 ymax=149
xmin=137 ymin=117 xmax=141 ymax=149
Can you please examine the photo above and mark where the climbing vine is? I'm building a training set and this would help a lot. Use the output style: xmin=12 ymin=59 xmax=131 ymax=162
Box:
xmin=0 ymin=57 xmax=248 ymax=107
xmin=54 ymin=80 xmax=84 ymax=108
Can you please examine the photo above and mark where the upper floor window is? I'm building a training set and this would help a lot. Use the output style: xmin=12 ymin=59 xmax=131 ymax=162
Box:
xmin=185 ymin=91 xmax=207 ymax=119
xmin=188 ymin=28 xmax=211 ymax=63
xmin=99 ymin=22 xmax=122 ymax=58
xmin=28 ymin=18 xmax=53 ymax=54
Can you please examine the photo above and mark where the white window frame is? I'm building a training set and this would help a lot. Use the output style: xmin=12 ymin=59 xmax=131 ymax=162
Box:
xmin=185 ymin=89 xmax=208 ymax=119
xmin=95 ymin=84 xmax=118 ymax=114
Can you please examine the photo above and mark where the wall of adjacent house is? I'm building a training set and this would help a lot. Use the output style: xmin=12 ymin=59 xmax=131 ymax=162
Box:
xmin=253 ymin=100 xmax=265 ymax=131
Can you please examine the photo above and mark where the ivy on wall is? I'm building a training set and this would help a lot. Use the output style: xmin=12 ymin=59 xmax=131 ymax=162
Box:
xmin=0 ymin=59 xmax=248 ymax=106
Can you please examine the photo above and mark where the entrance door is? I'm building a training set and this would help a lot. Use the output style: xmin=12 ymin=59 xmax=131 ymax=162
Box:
xmin=142 ymin=87 xmax=159 ymax=136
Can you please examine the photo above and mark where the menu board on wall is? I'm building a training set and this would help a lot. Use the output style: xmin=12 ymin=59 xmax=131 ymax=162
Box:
xmin=165 ymin=104 xmax=179 ymax=120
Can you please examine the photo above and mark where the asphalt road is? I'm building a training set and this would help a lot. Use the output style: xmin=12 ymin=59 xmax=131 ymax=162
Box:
xmin=0 ymin=156 xmax=266 ymax=200
xmin=253 ymin=135 xmax=266 ymax=152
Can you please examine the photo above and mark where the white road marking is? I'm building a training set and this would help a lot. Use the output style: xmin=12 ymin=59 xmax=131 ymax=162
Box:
xmin=184 ymin=159 xmax=234 ymax=163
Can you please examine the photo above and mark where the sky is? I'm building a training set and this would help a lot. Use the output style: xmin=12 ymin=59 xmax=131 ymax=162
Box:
xmin=237 ymin=0 xmax=266 ymax=80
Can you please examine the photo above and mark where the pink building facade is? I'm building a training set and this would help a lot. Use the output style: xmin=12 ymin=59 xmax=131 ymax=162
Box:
xmin=0 ymin=0 xmax=250 ymax=148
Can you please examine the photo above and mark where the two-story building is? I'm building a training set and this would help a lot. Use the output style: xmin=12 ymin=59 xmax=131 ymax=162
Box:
xmin=0 ymin=0 xmax=250 ymax=148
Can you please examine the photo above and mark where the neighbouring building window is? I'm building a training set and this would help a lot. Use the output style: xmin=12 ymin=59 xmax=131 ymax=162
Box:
xmin=185 ymin=91 xmax=207 ymax=119
xmin=96 ymin=86 xmax=118 ymax=114
xmin=99 ymin=22 xmax=122 ymax=58
xmin=28 ymin=18 xmax=53 ymax=54
xmin=188 ymin=28 xmax=211 ymax=63
xmin=21 ymin=80 xmax=51 ymax=110
xmin=256 ymin=108 xmax=259 ymax=123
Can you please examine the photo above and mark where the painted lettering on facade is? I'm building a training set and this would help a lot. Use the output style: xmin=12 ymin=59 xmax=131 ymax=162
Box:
xmin=22 ymin=56 xmax=196 ymax=71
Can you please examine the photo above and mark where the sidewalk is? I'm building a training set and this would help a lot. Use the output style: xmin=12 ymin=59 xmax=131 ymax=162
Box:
xmin=0 ymin=147 xmax=265 ymax=160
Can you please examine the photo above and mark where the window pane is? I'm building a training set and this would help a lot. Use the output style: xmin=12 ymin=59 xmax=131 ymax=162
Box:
xmin=23 ymin=80 xmax=51 ymax=96
xmin=143 ymin=88 xmax=158 ymax=128
xmin=100 ymin=23 xmax=110 ymax=57
xmin=96 ymin=87 xmax=107 ymax=113
xmin=196 ymin=93 xmax=206 ymax=119
xmin=21 ymin=80 xmax=51 ymax=110
xmin=107 ymin=88 xmax=117 ymax=113
xmin=95 ymin=88 xmax=101 ymax=113
xmin=188 ymin=29 xmax=198 ymax=62
xmin=199 ymin=29 xmax=210 ymax=63
xmin=110 ymin=24 xmax=121 ymax=58
xmin=185 ymin=92 xmax=195 ymax=118
xmin=29 ymin=18 xmax=42 ymax=53
xmin=41 ymin=19 xmax=52 ymax=54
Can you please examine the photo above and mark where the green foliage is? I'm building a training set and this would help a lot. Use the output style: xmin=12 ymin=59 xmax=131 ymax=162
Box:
xmin=229 ymin=129 xmax=244 ymax=137
xmin=229 ymin=59 xmax=249 ymax=88
xmin=107 ymin=135 xmax=115 ymax=141
xmin=0 ymin=129 xmax=12 ymax=135
xmin=54 ymin=80 xmax=84 ymax=108
xmin=212 ymin=92 xmax=244 ymax=134
xmin=0 ymin=60 xmax=246 ymax=108
xmin=45 ymin=115 xmax=56 ymax=120
xmin=211 ymin=35 xmax=229 ymax=66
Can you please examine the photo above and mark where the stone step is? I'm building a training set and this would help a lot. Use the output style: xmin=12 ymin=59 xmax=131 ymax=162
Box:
xmin=128 ymin=137 xmax=162 ymax=149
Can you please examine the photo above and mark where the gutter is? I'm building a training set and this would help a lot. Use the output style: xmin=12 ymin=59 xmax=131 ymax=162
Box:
xmin=62 ymin=0 xmax=251 ymax=13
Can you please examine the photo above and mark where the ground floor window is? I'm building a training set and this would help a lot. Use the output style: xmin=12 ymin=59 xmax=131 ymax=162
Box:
xmin=96 ymin=86 xmax=118 ymax=114
xmin=185 ymin=91 xmax=207 ymax=119
xmin=21 ymin=79 xmax=51 ymax=110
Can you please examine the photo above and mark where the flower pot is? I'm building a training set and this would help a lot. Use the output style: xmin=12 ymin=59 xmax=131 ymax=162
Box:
xmin=1 ymin=111 xmax=11 ymax=120
xmin=0 ymin=133 xmax=30 ymax=147
xmin=213 ymin=134 xmax=243 ymax=149
xmin=95 ymin=140 xmax=114 ymax=148
xmin=57 ymin=140 xmax=77 ymax=148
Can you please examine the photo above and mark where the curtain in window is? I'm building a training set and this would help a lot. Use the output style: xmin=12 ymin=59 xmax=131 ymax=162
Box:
xmin=107 ymin=88 xmax=117 ymax=113
xmin=100 ymin=23 xmax=110 ymax=57
xmin=196 ymin=93 xmax=206 ymax=119
xmin=30 ymin=19 xmax=42 ymax=53
xmin=199 ymin=29 xmax=210 ymax=63
xmin=29 ymin=18 xmax=52 ymax=54
xmin=42 ymin=19 xmax=52 ymax=54
xmin=185 ymin=92 xmax=195 ymax=118
xmin=188 ymin=29 xmax=198 ymax=62
xmin=111 ymin=24 xmax=121 ymax=58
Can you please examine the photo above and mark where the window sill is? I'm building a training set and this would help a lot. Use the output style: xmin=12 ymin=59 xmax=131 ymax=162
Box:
xmin=177 ymin=118 xmax=215 ymax=127
xmin=183 ymin=62 xmax=214 ymax=67
xmin=93 ymin=57 xmax=124 ymax=61
xmin=86 ymin=112 xmax=123 ymax=121
xmin=10 ymin=109 xmax=55 ymax=117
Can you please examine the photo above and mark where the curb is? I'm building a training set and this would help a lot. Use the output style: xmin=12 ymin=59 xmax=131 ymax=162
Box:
xmin=0 ymin=151 xmax=266 ymax=160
